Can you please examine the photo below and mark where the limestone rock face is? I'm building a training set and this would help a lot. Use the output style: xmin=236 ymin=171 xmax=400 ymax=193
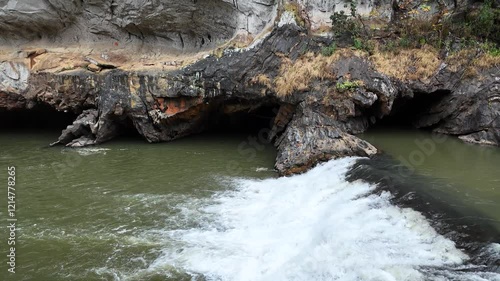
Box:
xmin=0 ymin=61 xmax=30 ymax=93
xmin=0 ymin=0 xmax=277 ymax=50
xmin=2 ymin=20 xmax=499 ymax=174
xmin=297 ymin=0 xmax=392 ymax=29
xmin=0 ymin=0 xmax=403 ymax=49
xmin=0 ymin=62 xmax=30 ymax=109
xmin=0 ymin=0 xmax=81 ymax=39
xmin=415 ymin=73 xmax=500 ymax=146
xmin=109 ymin=0 xmax=238 ymax=48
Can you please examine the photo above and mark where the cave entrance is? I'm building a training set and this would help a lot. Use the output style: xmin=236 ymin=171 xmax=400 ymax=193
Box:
xmin=120 ymin=117 xmax=144 ymax=138
xmin=109 ymin=116 xmax=145 ymax=141
xmin=207 ymin=100 xmax=280 ymax=136
xmin=370 ymin=90 xmax=451 ymax=130
xmin=0 ymin=104 xmax=78 ymax=131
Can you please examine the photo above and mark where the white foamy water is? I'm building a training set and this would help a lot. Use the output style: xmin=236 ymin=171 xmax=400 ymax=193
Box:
xmin=131 ymin=157 xmax=498 ymax=281
xmin=69 ymin=147 xmax=111 ymax=156
xmin=255 ymin=167 xmax=273 ymax=172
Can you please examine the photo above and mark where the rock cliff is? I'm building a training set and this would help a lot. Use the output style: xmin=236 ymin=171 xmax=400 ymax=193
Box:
xmin=0 ymin=0 xmax=499 ymax=175
xmin=0 ymin=0 xmax=276 ymax=51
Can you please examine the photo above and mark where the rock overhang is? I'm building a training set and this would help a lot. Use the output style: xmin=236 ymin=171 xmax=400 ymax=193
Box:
xmin=0 ymin=0 xmax=277 ymax=51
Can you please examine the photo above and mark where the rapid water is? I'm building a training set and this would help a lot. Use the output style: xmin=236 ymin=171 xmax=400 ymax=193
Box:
xmin=0 ymin=130 xmax=499 ymax=281
xmin=145 ymin=158 xmax=498 ymax=281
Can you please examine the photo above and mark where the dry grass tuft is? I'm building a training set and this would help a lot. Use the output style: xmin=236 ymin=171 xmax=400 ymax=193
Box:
xmin=445 ymin=49 xmax=500 ymax=78
xmin=370 ymin=45 xmax=441 ymax=81
xmin=311 ymin=24 xmax=333 ymax=34
xmin=473 ymin=53 xmax=500 ymax=69
xmin=446 ymin=49 xmax=477 ymax=72
xmin=273 ymin=49 xmax=366 ymax=97
xmin=250 ymin=74 xmax=273 ymax=88
xmin=372 ymin=44 xmax=498 ymax=80
xmin=212 ymin=33 xmax=256 ymax=58
xmin=445 ymin=49 xmax=480 ymax=77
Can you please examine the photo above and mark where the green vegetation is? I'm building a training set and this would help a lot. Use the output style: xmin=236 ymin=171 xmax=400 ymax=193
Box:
xmin=488 ymin=47 xmax=500 ymax=57
xmin=329 ymin=0 xmax=362 ymax=38
xmin=328 ymin=0 xmax=376 ymax=53
xmin=352 ymin=38 xmax=374 ymax=53
xmin=396 ymin=0 xmax=499 ymax=50
xmin=469 ymin=0 xmax=498 ymax=42
xmin=479 ymin=41 xmax=500 ymax=57
xmin=321 ymin=43 xmax=336 ymax=56
xmin=353 ymin=38 xmax=363 ymax=50
xmin=326 ymin=0 xmax=500 ymax=79
xmin=336 ymin=80 xmax=361 ymax=92
xmin=330 ymin=0 xmax=499 ymax=51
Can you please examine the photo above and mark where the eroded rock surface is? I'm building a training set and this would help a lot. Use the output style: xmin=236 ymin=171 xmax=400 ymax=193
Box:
xmin=415 ymin=74 xmax=500 ymax=146
xmin=275 ymin=103 xmax=377 ymax=175
xmin=1 ymin=1 xmax=499 ymax=175
xmin=52 ymin=109 xmax=98 ymax=147
xmin=0 ymin=0 xmax=277 ymax=51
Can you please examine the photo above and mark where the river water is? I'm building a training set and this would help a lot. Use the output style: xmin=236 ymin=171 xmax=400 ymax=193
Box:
xmin=0 ymin=129 xmax=499 ymax=281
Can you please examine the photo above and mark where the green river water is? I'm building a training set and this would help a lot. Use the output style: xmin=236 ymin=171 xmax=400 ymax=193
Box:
xmin=0 ymin=129 xmax=499 ymax=281
xmin=360 ymin=128 xmax=500 ymax=233
xmin=0 ymin=131 xmax=276 ymax=281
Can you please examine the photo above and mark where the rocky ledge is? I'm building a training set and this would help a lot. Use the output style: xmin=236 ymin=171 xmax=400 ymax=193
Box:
xmin=1 ymin=4 xmax=499 ymax=175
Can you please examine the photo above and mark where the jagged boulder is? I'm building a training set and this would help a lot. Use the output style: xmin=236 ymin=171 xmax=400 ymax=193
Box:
xmin=51 ymin=109 xmax=98 ymax=147
xmin=275 ymin=103 xmax=377 ymax=175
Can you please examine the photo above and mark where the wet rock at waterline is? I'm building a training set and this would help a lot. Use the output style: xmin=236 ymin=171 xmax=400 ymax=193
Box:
xmin=275 ymin=103 xmax=378 ymax=175
xmin=51 ymin=109 xmax=98 ymax=147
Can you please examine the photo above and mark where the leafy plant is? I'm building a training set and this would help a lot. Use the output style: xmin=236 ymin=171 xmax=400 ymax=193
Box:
xmin=330 ymin=10 xmax=351 ymax=36
xmin=419 ymin=4 xmax=431 ymax=13
xmin=479 ymin=41 xmax=500 ymax=57
xmin=472 ymin=0 xmax=496 ymax=40
xmin=353 ymin=38 xmax=363 ymax=50
xmin=336 ymin=80 xmax=361 ymax=92
xmin=351 ymin=38 xmax=374 ymax=54
xmin=329 ymin=0 xmax=362 ymax=37
xmin=398 ymin=36 xmax=411 ymax=48
xmin=489 ymin=48 xmax=500 ymax=57
xmin=321 ymin=43 xmax=337 ymax=56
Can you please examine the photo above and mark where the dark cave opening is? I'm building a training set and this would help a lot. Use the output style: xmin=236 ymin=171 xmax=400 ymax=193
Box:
xmin=0 ymin=105 xmax=78 ymax=131
xmin=0 ymin=100 xmax=282 ymax=145
xmin=370 ymin=90 xmax=451 ymax=130
xmin=207 ymin=101 xmax=280 ymax=136
xmin=114 ymin=117 xmax=145 ymax=140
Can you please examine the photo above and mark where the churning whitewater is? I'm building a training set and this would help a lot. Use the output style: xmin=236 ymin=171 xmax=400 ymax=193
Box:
xmin=140 ymin=157 xmax=499 ymax=281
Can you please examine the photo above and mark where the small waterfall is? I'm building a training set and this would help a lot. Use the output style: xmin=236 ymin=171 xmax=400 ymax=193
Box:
xmin=144 ymin=157 xmax=500 ymax=281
